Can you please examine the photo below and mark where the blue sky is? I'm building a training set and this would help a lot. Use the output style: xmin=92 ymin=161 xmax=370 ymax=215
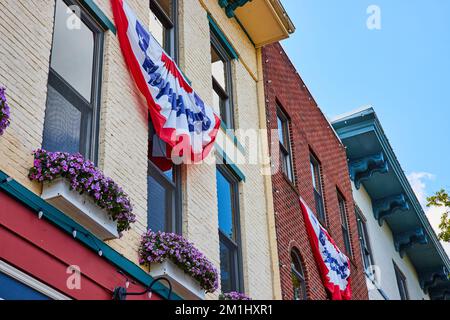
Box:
xmin=281 ymin=0 xmax=450 ymax=201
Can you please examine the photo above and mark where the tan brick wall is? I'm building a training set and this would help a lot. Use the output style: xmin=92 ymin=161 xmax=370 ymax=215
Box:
xmin=0 ymin=0 xmax=279 ymax=300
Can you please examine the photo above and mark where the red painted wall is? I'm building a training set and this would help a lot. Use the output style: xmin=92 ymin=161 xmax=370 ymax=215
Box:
xmin=263 ymin=43 xmax=368 ymax=300
xmin=0 ymin=190 xmax=162 ymax=300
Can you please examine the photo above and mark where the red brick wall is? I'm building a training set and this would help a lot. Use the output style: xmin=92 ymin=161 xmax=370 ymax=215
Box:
xmin=263 ymin=43 xmax=368 ymax=300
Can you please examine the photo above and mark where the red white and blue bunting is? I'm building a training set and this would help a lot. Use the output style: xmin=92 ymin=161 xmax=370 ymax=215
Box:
xmin=299 ymin=197 xmax=352 ymax=300
xmin=112 ymin=0 xmax=221 ymax=164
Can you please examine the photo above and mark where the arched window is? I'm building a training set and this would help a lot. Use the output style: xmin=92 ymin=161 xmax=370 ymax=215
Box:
xmin=291 ymin=249 xmax=307 ymax=300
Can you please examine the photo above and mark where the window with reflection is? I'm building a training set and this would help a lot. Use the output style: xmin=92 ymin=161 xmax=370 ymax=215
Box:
xmin=150 ymin=0 xmax=177 ymax=59
xmin=147 ymin=122 xmax=182 ymax=234
xmin=310 ymin=154 xmax=326 ymax=225
xmin=355 ymin=206 xmax=374 ymax=272
xmin=337 ymin=191 xmax=353 ymax=258
xmin=216 ymin=165 xmax=242 ymax=293
xmin=277 ymin=106 xmax=294 ymax=183
xmin=211 ymin=33 xmax=234 ymax=129
xmin=42 ymin=0 xmax=104 ymax=162
xmin=291 ymin=249 xmax=307 ymax=300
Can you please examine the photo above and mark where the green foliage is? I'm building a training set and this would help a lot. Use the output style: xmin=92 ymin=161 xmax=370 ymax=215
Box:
xmin=427 ymin=189 xmax=450 ymax=242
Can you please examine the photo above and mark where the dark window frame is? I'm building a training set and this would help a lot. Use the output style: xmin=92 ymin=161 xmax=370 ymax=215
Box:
xmin=217 ymin=164 xmax=244 ymax=293
xmin=393 ymin=262 xmax=409 ymax=300
xmin=277 ymin=106 xmax=295 ymax=184
xmin=337 ymin=190 xmax=353 ymax=258
xmin=355 ymin=206 xmax=374 ymax=272
xmin=43 ymin=0 xmax=104 ymax=164
xmin=211 ymin=31 xmax=235 ymax=129
xmin=310 ymin=153 xmax=326 ymax=225
xmin=147 ymin=0 xmax=182 ymax=235
xmin=291 ymin=249 xmax=307 ymax=300
xmin=150 ymin=0 xmax=179 ymax=61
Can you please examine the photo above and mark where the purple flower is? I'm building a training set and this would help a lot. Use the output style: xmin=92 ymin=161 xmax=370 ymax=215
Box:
xmin=0 ymin=87 xmax=11 ymax=135
xmin=28 ymin=149 xmax=136 ymax=234
xmin=220 ymin=292 xmax=252 ymax=301
xmin=138 ymin=230 xmax=219 ymax=293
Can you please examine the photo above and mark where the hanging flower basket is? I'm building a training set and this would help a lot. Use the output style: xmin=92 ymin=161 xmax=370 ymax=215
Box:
xmin=219 ymin=292 xmax=252 ymax=301
xmin=139 ymin=230 xmax=219 ymax=298
xmin=0 ymin=87 xmax=11 ymax=135
xmin=29 ymin=149 xmax=136 ymax=238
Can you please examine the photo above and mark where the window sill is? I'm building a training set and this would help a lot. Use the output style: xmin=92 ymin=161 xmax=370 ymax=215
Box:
xmin=41 ymin=178 xmax=119 ymax=240
xmin=149 ymin=260 xmax=205 ymax=300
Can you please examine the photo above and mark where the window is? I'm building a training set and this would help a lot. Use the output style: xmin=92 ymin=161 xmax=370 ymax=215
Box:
xmin=147 ymin=0 xmax=181 ymax=235
xmin=355 ymin=206 xmax=374 ymax=272
xmin=211 ymin=32 xmax=234 ymax=129
xmin=291 ymin=249 xmax=307 ymax=300
xmin=216 ymin=165 xmax=243 ymax=293
xmin=277 ymin=107 xmax=294 ymax=183
xmin=310 ymin=154 xmax=326 ymax=224
xmin=394 ymin=262 xmax=409 ymax=300
xmin=147 ymin=123 xmax=182 ymax=234
xmin=42 ymin=0 xmax=104 ymax=162
xmin=149 ymin=0 xmax=178 ymax=59
xmin=338 ymin=191 xmax=353 ymax=258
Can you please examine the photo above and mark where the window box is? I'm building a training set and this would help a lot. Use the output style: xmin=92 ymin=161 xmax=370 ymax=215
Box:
xmin=41 ymin=178 xmax=119 ymax=240
xmin=149 ymin=260 xmax=205 ymax=300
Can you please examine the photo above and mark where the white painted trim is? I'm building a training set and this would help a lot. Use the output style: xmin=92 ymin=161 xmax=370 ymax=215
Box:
xmin=0 ymin=260 xmax=71 ymax=300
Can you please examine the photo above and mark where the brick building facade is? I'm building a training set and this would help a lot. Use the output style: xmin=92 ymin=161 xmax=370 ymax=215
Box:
xmin=263 ymin=43 xmax=368 ymax=300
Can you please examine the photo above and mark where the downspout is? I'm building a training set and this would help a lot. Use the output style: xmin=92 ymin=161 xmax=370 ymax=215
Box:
xmin=256 ymin=47 xmax=282 ymax=300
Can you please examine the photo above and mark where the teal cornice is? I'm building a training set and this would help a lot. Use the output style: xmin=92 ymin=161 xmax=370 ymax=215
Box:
xmin=218 ymin=0 xmax=252 ymax=18
xmin=394 ymin=228 xmax=428 ymax=257
xmin=208 ymin=14 xmax=239 ymax=60
xmin=373 ymin=194 xmax=409 ymax=226
xmin=0 ymin=171 xmax=181 ymax=300
xmin=348 ymin=152 xmax=389 ymax=189
xmin=420 ymin=267 xmax=449 ymax=293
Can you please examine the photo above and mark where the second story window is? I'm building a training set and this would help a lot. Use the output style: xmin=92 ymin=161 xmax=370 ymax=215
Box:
xmin=310 ymin=154 xmax=326 ymax=224
xmin=149 ymin=0 xmax=178 ymax=59
xmin=355 ymin=206 xmax=374 ymax=272
xmin=43 ymin=0 xmax=104 ymax=162
xmin=394 ymin=263 xmax=409 ymax=300
xmin=216 ymin=165 xmax=243 ymax=293
xmin=337 ymin=191 xmax=353 ymax=258
xmin=211 ymin=32 xmax=234 ymax=129
xmin=277 ymin=107 xmax=294 ymax=183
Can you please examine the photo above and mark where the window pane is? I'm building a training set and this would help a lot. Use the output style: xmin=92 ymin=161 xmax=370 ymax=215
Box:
xmin=42 ymin=85 xmax=82 ymax=154
xmin=155 ymin=0 xmax=172 ymax=17
xmin=277 ymin=116 xmax=284 ymax=145
xmin=211 ymin=47 xmax=226 ymax=90
xmin=149 ymin=11 xmax=165 ymax=48
xmin=216 ymin=169 xmax=234 ymax=240
xmin=147 ymin=175 xmax=170 ymax=232
xmin=219 ymin=239 xmax=234 ymax=293
xmin=51 ymin=0 xmax=94 ymax=101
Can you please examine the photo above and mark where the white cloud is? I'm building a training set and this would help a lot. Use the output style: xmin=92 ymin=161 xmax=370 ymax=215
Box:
xmin=407 ymin=172 xmax=450 ymax=256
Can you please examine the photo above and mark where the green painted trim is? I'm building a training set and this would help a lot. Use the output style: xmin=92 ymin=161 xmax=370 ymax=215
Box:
xmin=218 ymin=0 xmax=251 ymax=18
xmin=82 ymin=0 xmax=117 ymax=35
xmin=0 ymin=171 xmax=182 ymax=300
xmin=208 ymin=14 xmax=239 ymax=60
xmin=220 ymin=122 xmax=246 ymax=155
xmin=215 ymin=145 xmax=246 ymax=182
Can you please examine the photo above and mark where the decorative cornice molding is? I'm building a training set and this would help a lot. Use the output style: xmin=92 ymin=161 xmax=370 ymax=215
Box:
xmin=348 ymin=153 xmax=388 ymax=190
xmin=218 ymin=0 xmax=252 ymax=18
xmin=420 ymin=266 xmax=449 ymax=293
xmin=373 ymin=194 xmax=409 ymax=226
xmin=394 ymin=228 xmax=428 ymax=257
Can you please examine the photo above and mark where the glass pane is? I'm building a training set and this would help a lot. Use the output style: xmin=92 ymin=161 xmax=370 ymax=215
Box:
xmin=147 ymin=174 xmax=170 ymax=232
xmin=211 ymin=47 xmax=226 ymax=90
xmin=51 ymin=0 xmax=94 ymax=101
xmin=216 ymin=169 xmax=234 ymax=240
xmin=220 ymin=239 xmax=234 ymax=293
xmin=277 ymin=116 xmax=284 ymax=145
xmin=212 ymin=88 xmax=221 ymax=116
xmin=155 ymin=0 xmax=172 ymax=18
xmin=42 ymin=85 xmax=82 ymax=154
xmin=149 ymin=11 xmax=165 ymax=48
xmin=0 ymin=272 xmax=51 ymax=300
